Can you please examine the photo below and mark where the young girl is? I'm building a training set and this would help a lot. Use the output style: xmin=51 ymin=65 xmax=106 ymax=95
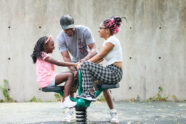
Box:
xmin=31 ymin=35 xmax=77 ymax=108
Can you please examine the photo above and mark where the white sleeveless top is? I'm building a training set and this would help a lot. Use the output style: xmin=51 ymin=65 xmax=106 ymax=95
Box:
xmin=103 ymin=36 xmax=123 ymax=65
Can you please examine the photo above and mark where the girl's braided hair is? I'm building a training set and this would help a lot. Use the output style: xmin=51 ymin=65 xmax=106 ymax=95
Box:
xmin=103 ymin=16 xmax=125 ymax=35
xmin=31 ymin=36 xmax=48 ymax=63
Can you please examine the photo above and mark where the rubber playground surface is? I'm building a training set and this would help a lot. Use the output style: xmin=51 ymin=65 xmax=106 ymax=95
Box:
xmin=0 ymin=101 xmax=186 ymax=124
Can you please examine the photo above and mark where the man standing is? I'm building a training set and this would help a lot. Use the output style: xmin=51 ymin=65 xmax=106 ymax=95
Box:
xmin=57 ymin=15 xmax=119 ymax=123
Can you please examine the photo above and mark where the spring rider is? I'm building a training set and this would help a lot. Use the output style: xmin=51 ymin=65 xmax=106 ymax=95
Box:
xmin=41 ymin=69 xmax=119 ymax=123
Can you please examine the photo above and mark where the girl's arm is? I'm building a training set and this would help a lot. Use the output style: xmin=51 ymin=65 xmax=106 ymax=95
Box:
xmin=88 ymin=42 xmax=114 ymax=63
xmin=45 ymin=56 xmax=77 ymax=67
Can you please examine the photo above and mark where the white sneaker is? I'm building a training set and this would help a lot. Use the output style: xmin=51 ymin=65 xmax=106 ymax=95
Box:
xmin=110 ymin=109 xmax=119 ymax=123
xmin=60 ymin=96 xmax=77 ymax=109
xmin=63 ymin=108 xmax=75 ymax=122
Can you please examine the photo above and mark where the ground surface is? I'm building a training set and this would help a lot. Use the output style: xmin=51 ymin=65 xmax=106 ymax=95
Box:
xmin=0 ymin=102 xmax=186 ymax=124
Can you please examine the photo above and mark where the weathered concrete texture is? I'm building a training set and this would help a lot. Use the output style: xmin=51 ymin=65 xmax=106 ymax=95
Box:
xmin=0 ymin=0 xmax=186 ymax=101
xmin=0 ymin=102 xmax=186 ymax=124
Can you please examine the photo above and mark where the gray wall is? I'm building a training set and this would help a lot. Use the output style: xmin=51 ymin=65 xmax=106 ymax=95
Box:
xmin=0 ymin=0 xmax=186 ymax=102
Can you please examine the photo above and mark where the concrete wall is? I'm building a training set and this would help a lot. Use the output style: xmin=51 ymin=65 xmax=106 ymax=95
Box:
xmin=0 ymin=0 xmax=186 ymax=102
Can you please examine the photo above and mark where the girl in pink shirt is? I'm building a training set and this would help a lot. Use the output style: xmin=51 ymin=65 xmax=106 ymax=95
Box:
xmin=31 ymin=35 xmax=76 ymax=108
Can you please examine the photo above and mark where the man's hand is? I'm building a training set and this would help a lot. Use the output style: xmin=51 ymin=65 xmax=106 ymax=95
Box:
xmin=61 ymin=51 xmax=76 ymax=72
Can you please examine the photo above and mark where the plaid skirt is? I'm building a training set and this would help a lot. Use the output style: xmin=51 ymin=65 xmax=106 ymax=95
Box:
xmin=80 ymin=61 xmax=123 ymax=92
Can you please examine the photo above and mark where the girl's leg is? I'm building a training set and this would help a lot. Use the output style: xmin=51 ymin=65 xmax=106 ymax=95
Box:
xmin=55 ymin=72 xmax=73 ymax=101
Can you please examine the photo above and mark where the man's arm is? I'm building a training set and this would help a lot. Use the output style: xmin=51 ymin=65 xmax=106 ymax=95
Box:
xmin=80 ymin=43 xmax=97 ymax=62
xmin=61 ymin=51 xmax=76 ymax=72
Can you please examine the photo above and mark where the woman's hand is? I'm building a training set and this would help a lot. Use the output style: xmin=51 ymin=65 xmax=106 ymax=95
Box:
xmin=76 ymin=62 xmax=81 ymax=70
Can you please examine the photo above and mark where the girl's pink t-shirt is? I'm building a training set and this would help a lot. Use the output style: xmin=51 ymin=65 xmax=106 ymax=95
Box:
xmin=36 ymin=52 xmax=56 ymax=88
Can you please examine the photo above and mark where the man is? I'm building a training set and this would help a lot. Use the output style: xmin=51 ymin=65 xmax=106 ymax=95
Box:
xmin=57 ymin=15 xmax=119 ymax=123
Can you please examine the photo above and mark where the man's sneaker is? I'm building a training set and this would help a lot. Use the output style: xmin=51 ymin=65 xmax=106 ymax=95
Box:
xmin=63 ymin=108 xmax=75 ymax=122
xmin=60 ymin=96 xmax=77 ymax=109
xmin=110 ymin=109 xmax=119 ymax=123
xmin=78 ymin=92 xmax=96 ymax=101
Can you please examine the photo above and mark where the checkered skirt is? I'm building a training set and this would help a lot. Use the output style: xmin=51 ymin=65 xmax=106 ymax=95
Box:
xmin=80 ymin=61 xmax=123 ymax=92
